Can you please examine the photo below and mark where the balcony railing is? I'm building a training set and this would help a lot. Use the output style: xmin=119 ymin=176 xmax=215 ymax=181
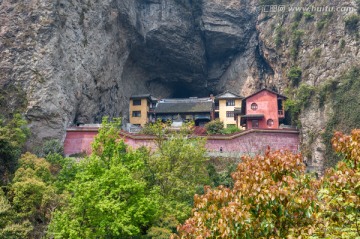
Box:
xmin=214 ymin=106 xmax=219 ymax=111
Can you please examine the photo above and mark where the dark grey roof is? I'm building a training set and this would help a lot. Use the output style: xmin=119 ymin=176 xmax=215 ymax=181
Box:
xmin=154 ymin=98 xmax=213 ymax=114
xmin=215 ymin=90 xmax=243 ymax=99
xmin=130 ymin=94 xmax=151 ymax=100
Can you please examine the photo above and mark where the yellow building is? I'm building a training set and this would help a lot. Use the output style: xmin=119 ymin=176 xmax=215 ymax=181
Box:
xmin=215 ymin=91 xmax=243 ymax=128
xmin=129 ymin=94 xmax=157 ymax=127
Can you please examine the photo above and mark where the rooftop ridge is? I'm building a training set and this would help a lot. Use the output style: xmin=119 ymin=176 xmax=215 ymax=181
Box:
xmin=160 ymin=97 xmax=213 ymax=103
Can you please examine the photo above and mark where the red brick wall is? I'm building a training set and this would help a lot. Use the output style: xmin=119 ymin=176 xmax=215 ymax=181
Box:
xmin=64 ymin=128 xmax=299 ymax=156
xmin=246 ymin=90 xmax=279 ymax=129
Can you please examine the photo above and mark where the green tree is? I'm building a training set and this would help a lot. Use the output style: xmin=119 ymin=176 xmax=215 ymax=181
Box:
xmin=0 ymin=188 xmax=33 ymax=239
xmin=143 ymin=120 xmax=210 ymax=237
xmin=48 ymin=118 xmax=161 ymax=238
xmin=0 ymin=113 xmax=29 ymax=184
xmin=0 ymin=153 xmax=61 ymax=238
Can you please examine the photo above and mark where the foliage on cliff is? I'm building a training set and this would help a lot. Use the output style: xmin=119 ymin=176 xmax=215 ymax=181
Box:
xmin=0 ymin=113 xmax=29 ymax=184
xmin=322 ymin=67 xmax=360 ymax=167
xmin=173 ymin=129 xmax=360 ymax=239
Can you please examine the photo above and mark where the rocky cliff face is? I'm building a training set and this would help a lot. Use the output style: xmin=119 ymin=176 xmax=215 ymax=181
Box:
xmin=1 ymin=0 xmax=359 ymax=172
xmin=257 ymin=0 xmax=360 ymax=172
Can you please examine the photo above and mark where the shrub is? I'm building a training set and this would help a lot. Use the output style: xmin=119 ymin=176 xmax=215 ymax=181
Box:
xmin=303 ymin=12 xmax=314 ymax=21
xmin=205 ymin=120 xmax=224 ymax=135
xmin=221 ymin=126 xmax=241 ymax=135
xmin=287 ymin=66 xmax=302 ymax=86
xmin=36 ymin=139 xmax=64 ymax=158
xmin=290 ymin=30 xmax=304 ymax=61
xmin=275 ymin=26 xmax=285 ymax=48
xmin=317 ymin=12 xmax=333 ymax=31
xmin=293 ymin=12 xmax=303 ymax=22
xmin=312 ymin=48 xmax=322 ymax=58
xmin=344 ymin=14 xmax=360 ymax=32
xmin=339 ymin=39 xmax=346 ymax=49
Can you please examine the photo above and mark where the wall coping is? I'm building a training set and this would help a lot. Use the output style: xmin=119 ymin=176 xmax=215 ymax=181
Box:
xmin=66 ymin=127 xmax=299 ymax=140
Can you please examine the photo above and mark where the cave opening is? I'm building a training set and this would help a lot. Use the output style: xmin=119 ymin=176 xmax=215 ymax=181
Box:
xmin=168 ymin=81 xmax=212 ymax=98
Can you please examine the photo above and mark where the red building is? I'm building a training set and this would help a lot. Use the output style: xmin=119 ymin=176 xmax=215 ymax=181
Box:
xmin=240 ymin=89 xmax=287 ymax=129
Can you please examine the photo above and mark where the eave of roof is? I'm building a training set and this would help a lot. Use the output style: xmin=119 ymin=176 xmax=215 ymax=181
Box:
xmin=241 ymin=114 xmax=265 ymax=119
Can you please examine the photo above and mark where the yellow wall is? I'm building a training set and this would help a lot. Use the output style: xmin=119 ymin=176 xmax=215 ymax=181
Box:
xmin=129 ymin=98 xmax=149 ymax=126
xmin=219 ymin=99 xmax=242 ymax=128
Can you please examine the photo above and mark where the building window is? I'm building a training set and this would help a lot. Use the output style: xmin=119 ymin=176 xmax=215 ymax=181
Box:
xmin=133 ymin=99 xmax=141 ymax=106
xmin=267 ymin=119 xmax=274 ymax=127
xmin=226 ymin=111 xmax=234 ymax=118
xmin=226 ymin=100 xmax=235 ymax=106
xmin=252 ymin=120 xmax=259 ymax=128
xmin=251 ymin=103 xmax=258 ymax=110
xmin=132 ymin=111 xmax=141 ymax=117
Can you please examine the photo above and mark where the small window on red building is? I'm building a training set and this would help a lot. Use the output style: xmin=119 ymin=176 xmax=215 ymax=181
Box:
xmin=267 ymin=119 xmax=274 ymax=127
xmin=251 ymin=103 xmax=258 ymax=110
xmin=252 ymin=120 xmax=259 ymax=128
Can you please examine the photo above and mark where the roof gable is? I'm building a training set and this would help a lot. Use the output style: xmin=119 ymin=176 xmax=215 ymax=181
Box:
xmin=215 ymin=90 xmax=243 ymax=99
xmin=243 ymin=89 xmax=287 ymax=101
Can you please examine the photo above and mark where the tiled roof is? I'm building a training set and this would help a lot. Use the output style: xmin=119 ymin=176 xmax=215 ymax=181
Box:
xmin=215 ymin=90 xmax=243 ymax=99
xmin=130 ymin=94 xmax=152 ymax=100
xmin=154 ymin=98 xmax=213 ymax=113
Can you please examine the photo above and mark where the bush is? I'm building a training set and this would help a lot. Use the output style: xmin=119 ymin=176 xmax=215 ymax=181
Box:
xmin=340 ymin=39 xmax=346 ymax=49
xmin=303 ymin=12 xmax=314 ymax=21
xmin=312 ymin=48 xmax=322 ymax=58
xmin=293 ymin=12 xmax=303 ymax=22
xmin=287 ymin=66 xmax=302 ymax=86
xmin=275 ymin=26 xmax=285 ymax=48
xmin=205 ymin=120 xmax=224 ymax=135
xmin=344 ymin=14 xmax=360 ymax=32
xmin=317 ymin=12 xmax=333 ymax=31
xmin=36 ymin=139 xmax=64 ymax=157
xmin=290 ymin=30 xmax=304 ymax=61
xmin=221 ymin=126 xmax=241 ymax=135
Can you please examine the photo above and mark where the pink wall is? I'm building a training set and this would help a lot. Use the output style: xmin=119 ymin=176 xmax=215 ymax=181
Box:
xmin=246 ymin=90 xmax=279 ymax=129
xmin=64 ymin=129 xmax=99 ymax=156
xmin=206 ymin=130 xmax=299 ymax=154
xmin=64 ymin=128 xmax=299 ymax=156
